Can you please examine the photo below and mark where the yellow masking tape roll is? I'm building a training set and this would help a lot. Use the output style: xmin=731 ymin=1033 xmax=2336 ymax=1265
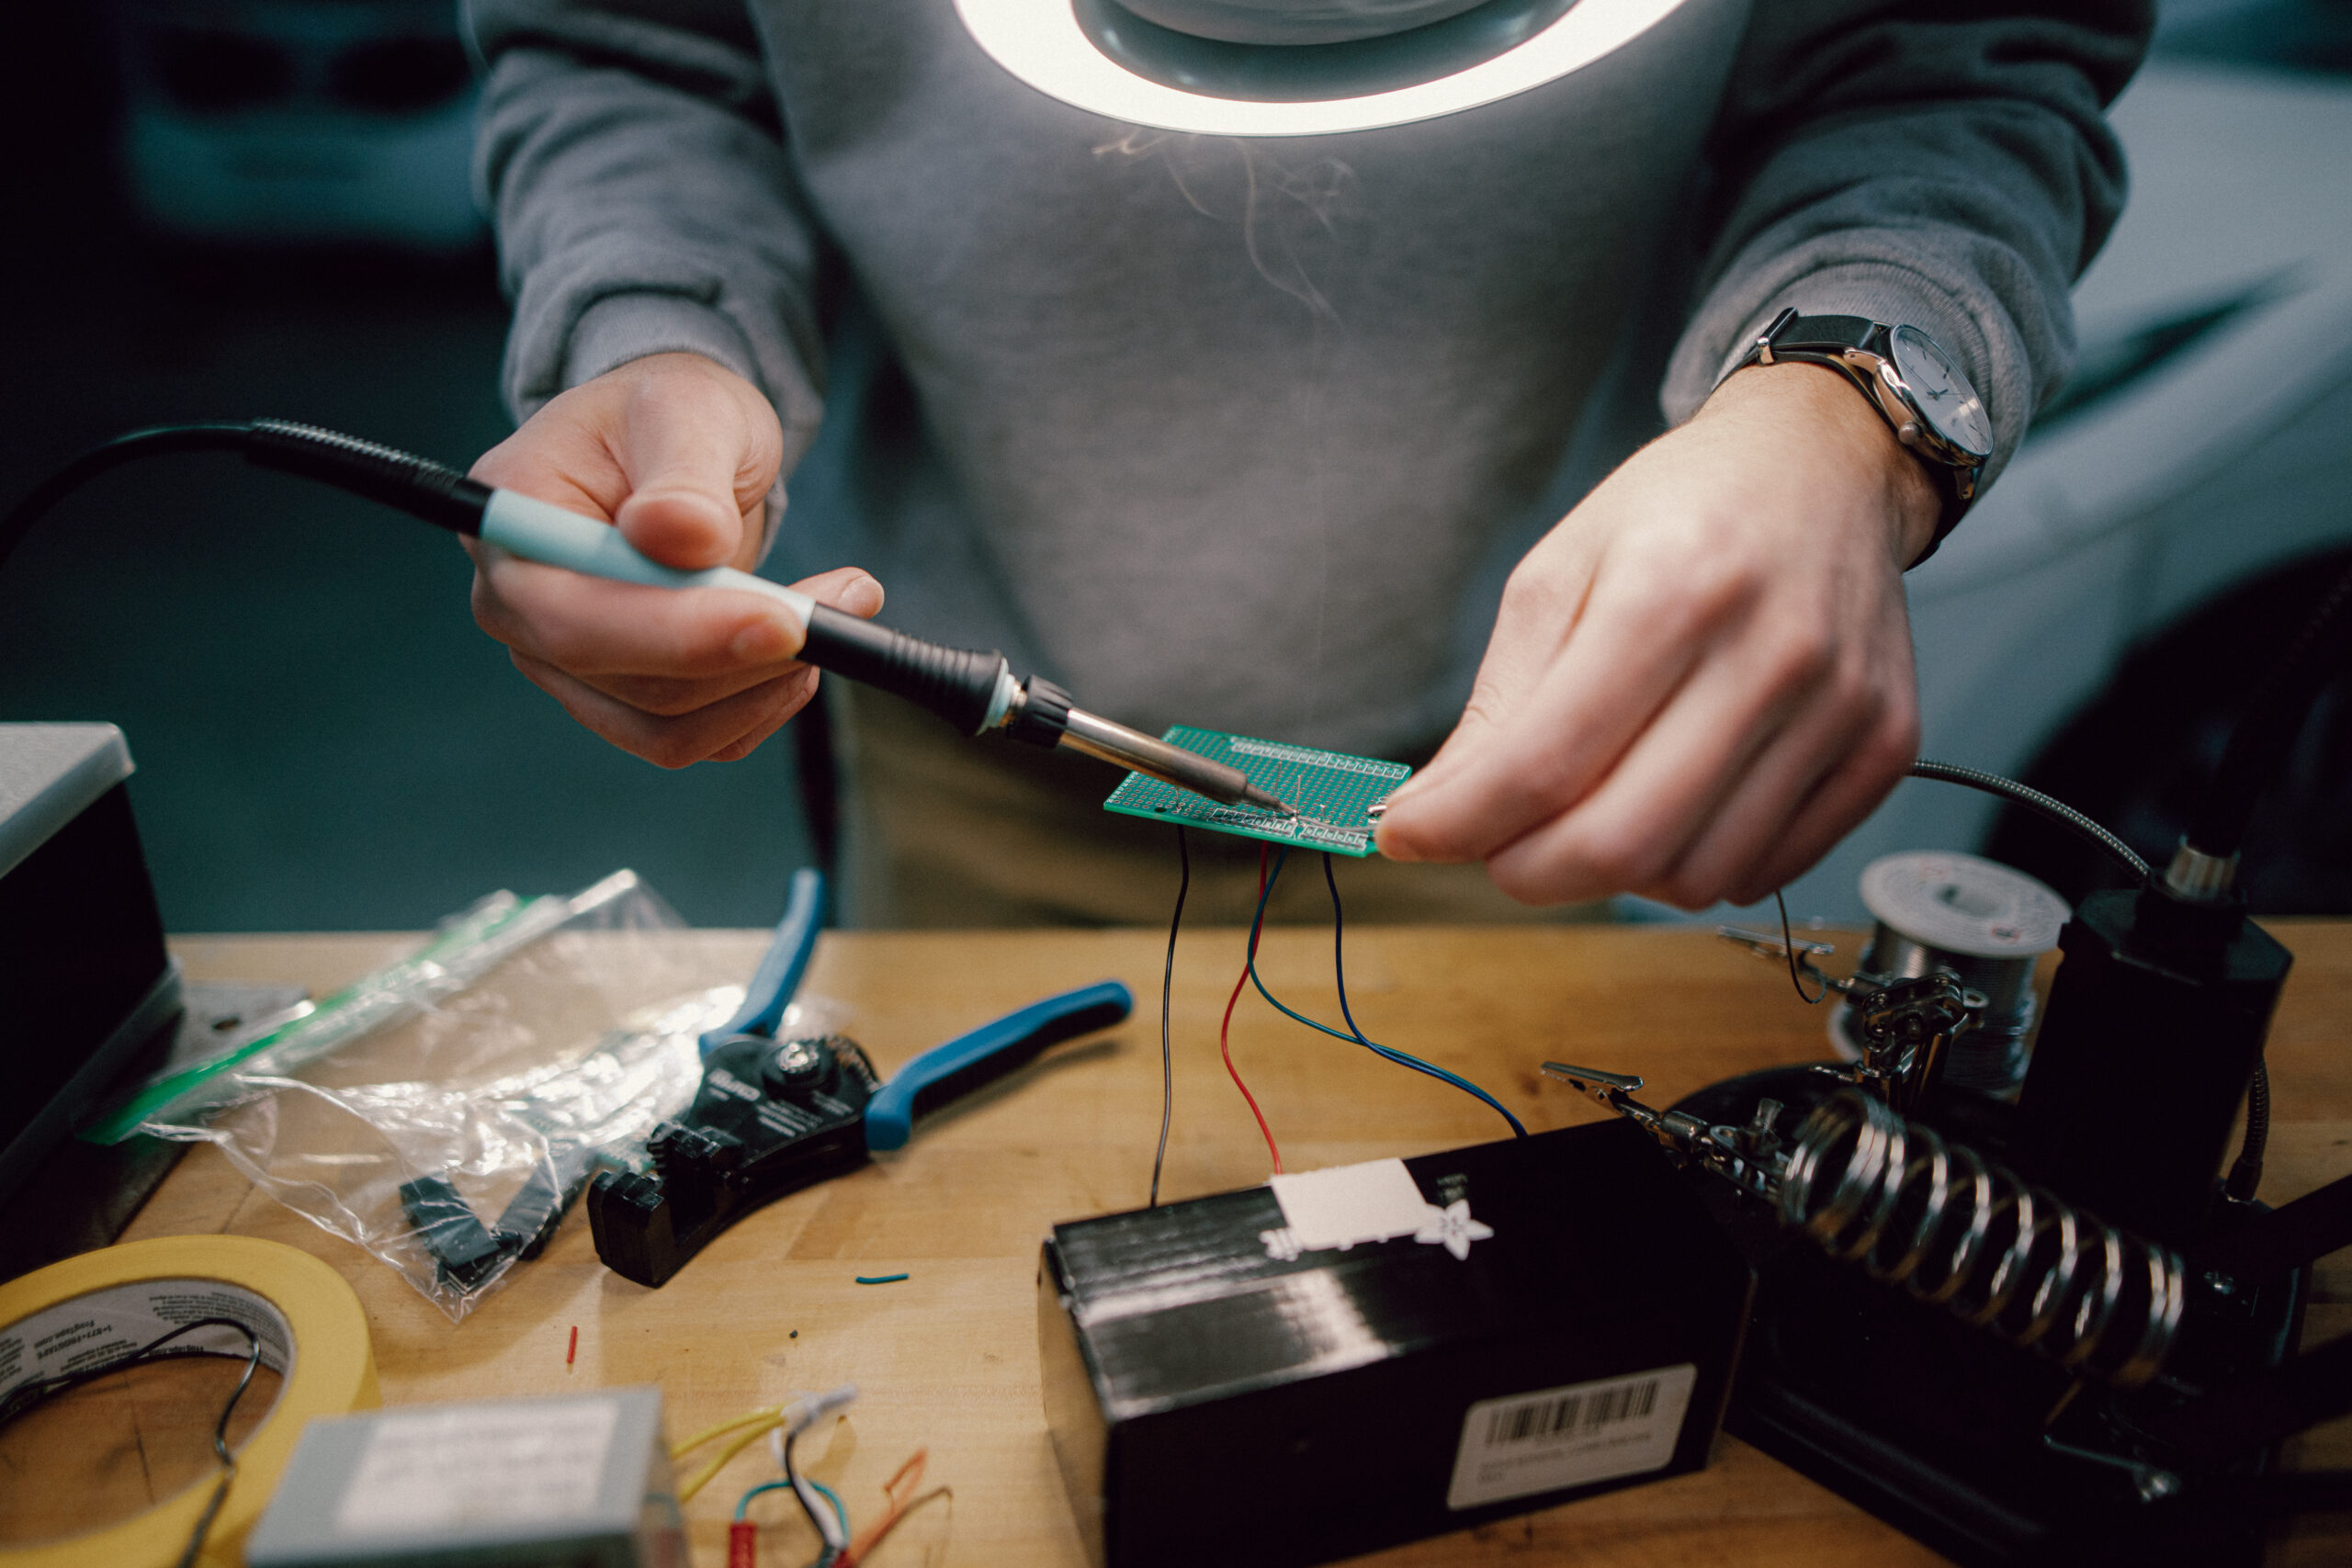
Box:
xmin=0 ymin=1235 xmax=379 ymax=1568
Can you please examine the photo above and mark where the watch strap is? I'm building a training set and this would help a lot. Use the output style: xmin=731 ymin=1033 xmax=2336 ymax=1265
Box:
xmin=1755 ymin=312 xmax=1878 ymax=359
xmin=1730 ymin=309 xmax=1975 ymax=564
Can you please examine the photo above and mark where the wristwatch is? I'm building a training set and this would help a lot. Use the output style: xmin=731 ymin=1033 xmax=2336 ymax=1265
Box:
xmin=1725 ymin=308 xmax=1994 ymax=559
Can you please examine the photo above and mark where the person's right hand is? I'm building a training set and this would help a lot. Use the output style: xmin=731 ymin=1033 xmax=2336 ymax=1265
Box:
xmin=467 ymin=352 xmax=884 ymax=767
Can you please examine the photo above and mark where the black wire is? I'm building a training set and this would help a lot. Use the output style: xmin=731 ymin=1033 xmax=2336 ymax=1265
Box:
xmin=0 ymin=1314 xmax=263 ymax=1568
xmin=781 ymin=1427 xmax=834 ymax=1557
xmin=0 ymin=423 xmax=254 ymax=575
xmin=1774 ymin=888 xmax=1826 ymax=1004
xmin=1150 ymin=827 xmax=1189 ymax=1207
xmin=1907 ymin=759 xmax=2150 ymax=882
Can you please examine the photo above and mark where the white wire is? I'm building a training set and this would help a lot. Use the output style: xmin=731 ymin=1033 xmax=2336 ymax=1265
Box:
xmin=768 ymin=1383 xmax=858 ymax=1552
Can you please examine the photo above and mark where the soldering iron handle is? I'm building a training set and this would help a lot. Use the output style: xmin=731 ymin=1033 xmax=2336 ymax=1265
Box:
xmin=475 ymin=488 xmax=1013 ymax=734
xmin=799 ymin=604 xmax=1011 ymax=737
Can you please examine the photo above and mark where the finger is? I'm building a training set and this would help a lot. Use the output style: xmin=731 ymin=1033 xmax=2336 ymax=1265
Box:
xmin=1725 ymin=710 xmax=1918 ymax=904
xmin=1646 ymin=705 xmax=1871 ymax=908
xmin=1666 ymin=659 xmax=1915 ymax=908
xmin=606 ymin=382 xmax=776 ymax=570
xmin=512 ymin=650 xmax=821 ymax=769
xmin=1380 ymin=551 xmax=1734 ymax=863
xmin=1477 ymin=613 xmax=1834 ymax=905
xmin=473 ymin=557 xmax=883 ymax=683
xmin=1388 ymin=528 xmax=1604 ymax=798
xmin=563 ymin=568 xmax=886 ymax=715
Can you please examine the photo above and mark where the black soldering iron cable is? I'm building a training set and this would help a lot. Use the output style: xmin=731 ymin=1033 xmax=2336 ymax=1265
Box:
xmin=3 ymin=420 xmax=1306 ymax=817
xmin=0 ymin=423 xmax=254 ymax=572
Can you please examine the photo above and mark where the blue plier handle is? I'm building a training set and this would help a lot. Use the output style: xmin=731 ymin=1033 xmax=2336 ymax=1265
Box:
xmin=697 ymin=868 xmax=1133 ymax=1148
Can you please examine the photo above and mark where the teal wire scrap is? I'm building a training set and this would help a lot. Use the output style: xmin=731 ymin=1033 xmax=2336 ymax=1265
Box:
xmin=736 ymin=1477 xmax=850 ymax=1533
xmin=854 ymin=1272 xmax=910 ymax=1285
xmin=1244 ymin=849 xmax=1527 ymax=1137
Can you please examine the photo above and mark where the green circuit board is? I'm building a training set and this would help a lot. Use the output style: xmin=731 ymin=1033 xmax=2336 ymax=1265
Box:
xmin=1102 ymin=726 xmax=1412 ymax=856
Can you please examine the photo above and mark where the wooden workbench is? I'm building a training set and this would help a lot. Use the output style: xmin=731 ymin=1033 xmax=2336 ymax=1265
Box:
xmin=110 ymin=920 xmax=2352 ymax=1565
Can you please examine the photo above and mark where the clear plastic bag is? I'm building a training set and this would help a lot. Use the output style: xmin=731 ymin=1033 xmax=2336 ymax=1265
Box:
xmin=140 ymin=871 xmax=842 ymax=1320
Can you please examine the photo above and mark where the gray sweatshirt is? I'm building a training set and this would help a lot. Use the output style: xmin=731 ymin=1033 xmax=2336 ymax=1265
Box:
xmin=467 ymin=0 xmax=2147 ymax=758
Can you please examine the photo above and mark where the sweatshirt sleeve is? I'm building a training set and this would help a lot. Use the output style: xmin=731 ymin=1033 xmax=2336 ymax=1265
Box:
xmin=464 ymin=0 xmax=829 ymax=535
xmin=1660 ymin=1 xmax=2151 ymax=492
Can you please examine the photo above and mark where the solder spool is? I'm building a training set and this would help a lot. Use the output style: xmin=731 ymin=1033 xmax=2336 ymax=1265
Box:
xmin=1828 ymin=852 xmax=2069 ymax=1095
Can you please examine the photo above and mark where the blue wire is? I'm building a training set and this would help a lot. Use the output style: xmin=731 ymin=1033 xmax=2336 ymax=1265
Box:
xmin=737 ymin=1478 xmax=793 ymax=1520
xmin=736 ymin=1475 xmax=850 ymax=1540
xmin=1242 ymin=849 xmax=1526 ymax=1137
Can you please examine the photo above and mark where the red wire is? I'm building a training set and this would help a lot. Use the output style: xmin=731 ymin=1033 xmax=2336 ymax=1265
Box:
xmin=1220 ymin=844 xmax=1283 ymax=1175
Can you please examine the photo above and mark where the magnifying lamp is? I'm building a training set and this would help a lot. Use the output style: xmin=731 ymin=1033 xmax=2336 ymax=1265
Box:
xmin=953 ymin=0 xmax=1695 ymax=136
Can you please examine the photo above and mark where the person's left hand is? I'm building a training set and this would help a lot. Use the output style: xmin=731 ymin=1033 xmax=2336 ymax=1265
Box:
xmin=1374 ymin=360 xmax=1940 ymax=908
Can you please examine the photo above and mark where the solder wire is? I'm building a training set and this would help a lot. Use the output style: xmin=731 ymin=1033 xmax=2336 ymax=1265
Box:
xmin=1774 ymin=888 xmax=1827 ymax=1004
xmin=1241 ymin=850 xmax=1526 ymax=1136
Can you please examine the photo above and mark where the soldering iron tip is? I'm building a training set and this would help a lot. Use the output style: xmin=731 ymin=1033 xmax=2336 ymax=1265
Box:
xmin=1242 ymin=783 xmax=1299 ymax=817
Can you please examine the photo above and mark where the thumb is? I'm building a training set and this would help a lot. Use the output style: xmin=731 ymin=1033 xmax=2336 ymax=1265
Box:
xmin=607 ymin=372 xmax=778 ymax=570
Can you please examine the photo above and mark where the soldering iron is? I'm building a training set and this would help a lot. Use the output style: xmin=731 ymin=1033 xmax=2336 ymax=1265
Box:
xmin=0 ymin=419 xmax=1301 ymax=818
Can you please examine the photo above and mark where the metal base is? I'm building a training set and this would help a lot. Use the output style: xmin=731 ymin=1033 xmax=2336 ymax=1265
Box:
xmin=1671 ymin=1066 xmax=2304 ymax=1568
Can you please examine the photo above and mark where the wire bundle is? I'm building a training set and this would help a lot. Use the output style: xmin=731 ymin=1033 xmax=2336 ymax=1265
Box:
xmin=1163 ymin=837 xmax=1528 ymax=1193
xmin=1249 ymin=849 xmax=1526 ymax=1137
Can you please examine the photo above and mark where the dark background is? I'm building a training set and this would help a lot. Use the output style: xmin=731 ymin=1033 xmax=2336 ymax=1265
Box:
xmin=0 ymin=6 xmax=820 ymax=931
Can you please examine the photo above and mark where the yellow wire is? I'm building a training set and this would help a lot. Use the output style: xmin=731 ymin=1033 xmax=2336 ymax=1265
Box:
xmin=672 ymin=1404 xmax=783 ymax=1461
xmin=675 ymin=1416 xmax=786 ymax=1506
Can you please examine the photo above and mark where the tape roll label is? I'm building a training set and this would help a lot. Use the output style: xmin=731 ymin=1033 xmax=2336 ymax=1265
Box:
xmin=0 ymin=1280 xmax=294 ymax=1398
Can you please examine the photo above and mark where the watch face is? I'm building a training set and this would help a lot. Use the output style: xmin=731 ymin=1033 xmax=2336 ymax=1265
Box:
xmin=1890 ymin=325 xmax=1993 ymax=459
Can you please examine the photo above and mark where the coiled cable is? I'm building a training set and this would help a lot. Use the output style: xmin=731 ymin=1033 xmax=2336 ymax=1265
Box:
xmin=1781 ymin=1089 xmax=2187 ymax=1389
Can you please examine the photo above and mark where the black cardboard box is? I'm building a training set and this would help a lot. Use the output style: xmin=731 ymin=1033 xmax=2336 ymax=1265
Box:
xmin=0 ymin=725 xmax=175 ymax=1205
xmin=1039 ymin=1118 xmax=1754 ymax=1568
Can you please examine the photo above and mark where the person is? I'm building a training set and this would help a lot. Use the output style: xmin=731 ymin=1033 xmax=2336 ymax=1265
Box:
xmin=459 ymin=0 xmax=2149 ymax=926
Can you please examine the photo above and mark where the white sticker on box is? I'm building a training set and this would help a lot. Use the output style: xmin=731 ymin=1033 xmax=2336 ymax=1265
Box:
xmin=1445 ymin=1363 xmax=1697 ymax=1510
xmin=335 ymin=1399 xmax=621 ymax=1535
xmin=1268 ymin=1158 xmax=1431 ymax=1252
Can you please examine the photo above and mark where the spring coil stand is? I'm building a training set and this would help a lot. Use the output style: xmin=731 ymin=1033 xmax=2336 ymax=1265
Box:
xmin=1781 ymin=1089 xmax=2187 ymax=1389
xmin=1543 ymin=1066 xmax=2190 ymax=1391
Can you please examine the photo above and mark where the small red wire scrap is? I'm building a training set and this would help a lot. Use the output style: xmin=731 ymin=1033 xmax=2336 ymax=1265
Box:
xmin=835 ymin=1448 xmax=950 ymax=1567
xmin=1221 ymin=844 xmax=1284 ymax=1176
xmin=566 ymin=1325 xmax=578 ymax=1369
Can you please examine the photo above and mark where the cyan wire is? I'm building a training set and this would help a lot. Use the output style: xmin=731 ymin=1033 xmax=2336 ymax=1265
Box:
xmin=1242 ymin=849 xmax=1526 ymax=1137
xmin=737 ymin=1475 xmax=849 ymax=1537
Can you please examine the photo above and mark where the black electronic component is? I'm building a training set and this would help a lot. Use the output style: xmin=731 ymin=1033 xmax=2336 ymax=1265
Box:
xmin=396 ymin=1175 xmax=509 ymax=1293
xmin=2012 ymin=886 xmax=2291 ymax=1243
xmin=1039 ymin=1120 xmax=1752 ymax=1568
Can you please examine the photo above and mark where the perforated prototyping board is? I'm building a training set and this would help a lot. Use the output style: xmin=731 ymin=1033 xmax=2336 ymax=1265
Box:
xmin=1102 ymin=727 xmax=1411 ymax=856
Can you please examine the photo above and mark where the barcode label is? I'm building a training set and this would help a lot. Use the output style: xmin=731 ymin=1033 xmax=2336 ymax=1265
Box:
xmin=1446 ymin=1364 xmax=1697 ymax=1510
xmin=1484 ymin=1378 xmax=1659 ymax=1446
